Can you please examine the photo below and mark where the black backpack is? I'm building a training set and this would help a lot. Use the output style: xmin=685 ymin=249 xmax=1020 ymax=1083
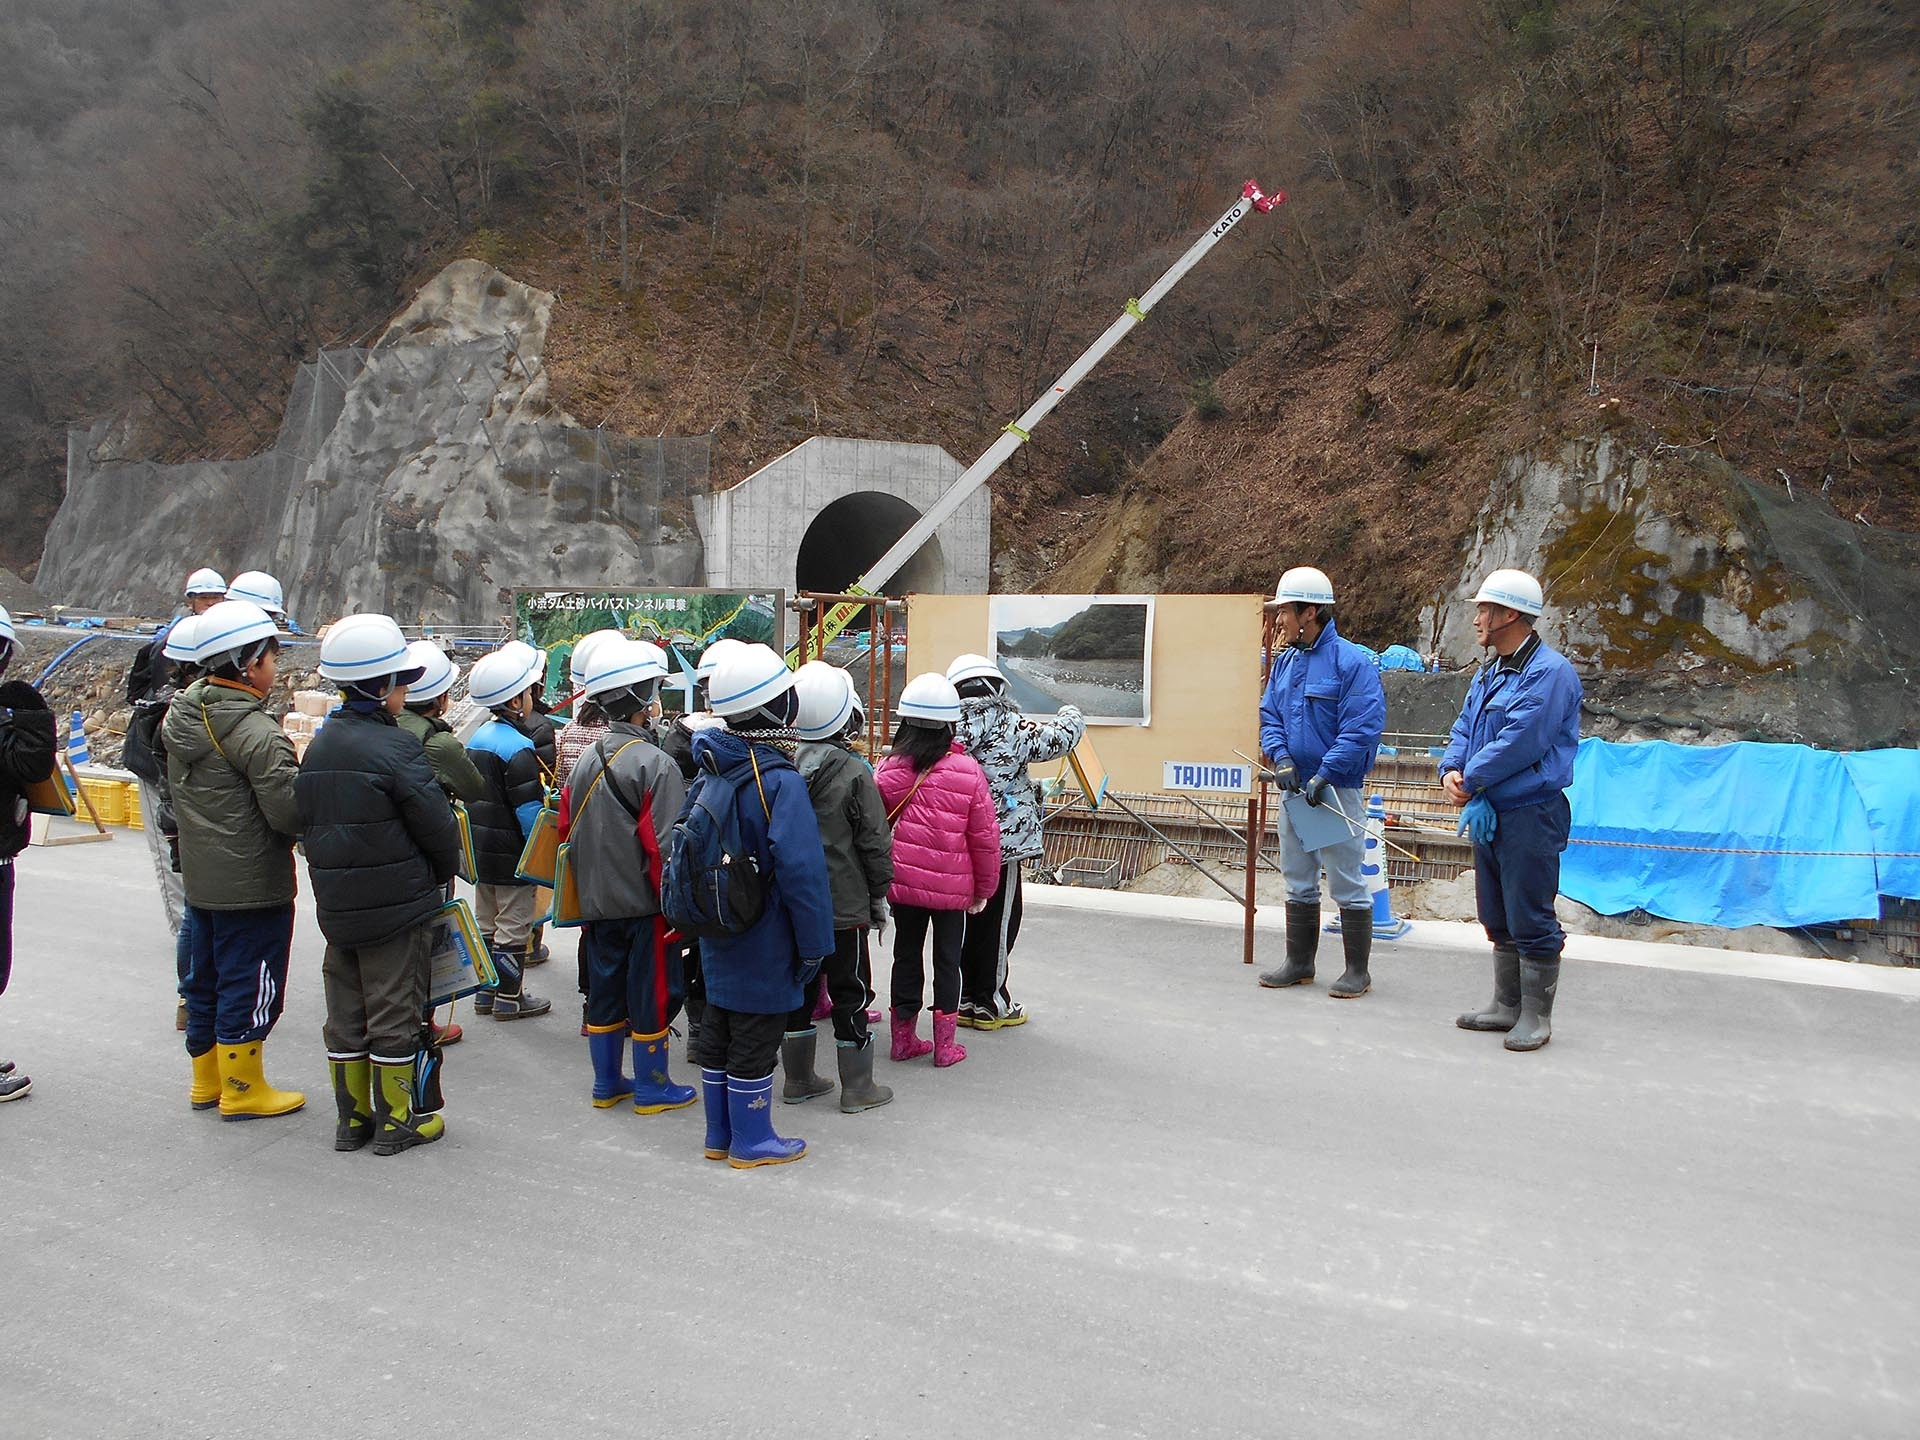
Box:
xmin=661 ymin=762 xmax=769 ymax=938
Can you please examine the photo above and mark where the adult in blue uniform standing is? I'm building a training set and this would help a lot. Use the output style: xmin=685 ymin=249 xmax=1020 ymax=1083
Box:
xmin=1440 ymin=568 xmax=1583 ymax=1052
xmin=1256 ymin=566 xmax=1387 ymax=997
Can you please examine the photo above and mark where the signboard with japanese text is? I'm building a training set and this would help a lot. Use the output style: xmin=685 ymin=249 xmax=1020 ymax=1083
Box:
xmin=512 ymin=588 xmax=784 ymax=709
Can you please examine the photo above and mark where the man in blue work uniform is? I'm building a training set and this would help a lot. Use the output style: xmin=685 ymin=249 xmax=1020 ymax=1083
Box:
xmin=1256 ymin=566 xmax=1387 ymax=997
xmin=1440 ymin=568 xmax=1582 ymax=1051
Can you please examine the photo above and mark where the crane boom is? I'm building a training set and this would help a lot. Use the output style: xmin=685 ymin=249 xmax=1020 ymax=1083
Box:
xmin=791 ymin=178 xmax=1282 ymax=663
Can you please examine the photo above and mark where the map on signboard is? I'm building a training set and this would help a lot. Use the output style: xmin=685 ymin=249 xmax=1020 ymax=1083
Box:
xmin=988 ymin=595 xmax=1153 ymax=726
xmin=513 ymin=588 xmax=783 ymax=709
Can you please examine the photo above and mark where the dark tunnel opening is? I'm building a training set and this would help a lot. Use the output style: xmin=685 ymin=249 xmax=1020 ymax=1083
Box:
xmin=794 ymin=492 xmax=946 ymax=611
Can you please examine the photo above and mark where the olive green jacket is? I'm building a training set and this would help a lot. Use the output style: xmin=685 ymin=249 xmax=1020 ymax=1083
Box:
xmin=162 ymin=677 xmax=302 ymax=910
xmin=396 ymin=709 xmax=487 ymax=803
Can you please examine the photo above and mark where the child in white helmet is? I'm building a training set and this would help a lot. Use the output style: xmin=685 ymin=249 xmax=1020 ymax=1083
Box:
xmin=297 ymin=615 xmax=460 ymax=1155
xmin=0 ymin=605 xmax=57 ymax=1102
xmin=946 ymin=653 xmax=1084 ymax=1029
xmin=875 ymin=672 xmax=1001 ymax=1068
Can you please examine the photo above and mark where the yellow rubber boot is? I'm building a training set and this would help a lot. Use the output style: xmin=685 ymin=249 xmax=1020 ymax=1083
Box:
xmin=189 ymin=1048 xmax=221 ymax=1112
xmin=371 ymin=1060 xmax=445 ymax=1156
xmin=217 ymin=1042 xmax=306 ymax=1121
xmin=331 ymin=1057 xmax=374 ymax=1152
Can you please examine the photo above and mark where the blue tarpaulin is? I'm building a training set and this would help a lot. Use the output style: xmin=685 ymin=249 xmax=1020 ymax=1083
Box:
xmin=1840 ymin=749 xmax=1920 ymax=901
xmin=1378 ymin=645 xmax=1426 ymax=672
xmin=1562 ymin=738 xmax=1884 ymax=928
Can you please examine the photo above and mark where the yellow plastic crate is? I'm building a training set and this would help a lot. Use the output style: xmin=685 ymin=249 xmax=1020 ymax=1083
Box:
xmin=76 ymin=777 xmax=128 ymax=827
xmin=124 ymin=784 xmax=144 ymax=829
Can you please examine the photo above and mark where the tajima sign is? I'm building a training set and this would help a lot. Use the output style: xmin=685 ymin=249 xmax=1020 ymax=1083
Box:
xmin=1163 ymin=762 xmax=1253 ymax=795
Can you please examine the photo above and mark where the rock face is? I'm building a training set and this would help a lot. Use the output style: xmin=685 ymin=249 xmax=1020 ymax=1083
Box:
xmin=38 ymin=260 xmax=708 ymax=625
xmin=1424 ymin=437 xmax=1920 ymax=747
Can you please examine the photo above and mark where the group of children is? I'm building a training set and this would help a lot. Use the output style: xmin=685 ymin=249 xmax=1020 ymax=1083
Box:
xmin=0 ymin=568 xmax=1091 ymax=1173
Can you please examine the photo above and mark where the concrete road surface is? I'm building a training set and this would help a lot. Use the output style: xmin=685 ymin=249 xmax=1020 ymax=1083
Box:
xmin=4 ymin=838 xmax=1916 ymax=1438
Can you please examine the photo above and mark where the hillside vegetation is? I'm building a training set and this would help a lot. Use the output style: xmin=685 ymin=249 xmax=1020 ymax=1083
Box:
xmin=4 ymin=0 xmax=1915 ymax=642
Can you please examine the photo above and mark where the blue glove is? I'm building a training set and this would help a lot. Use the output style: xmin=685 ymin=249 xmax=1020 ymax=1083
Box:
xmin=1303 ymin=774 xmax=1332 ymax=808
xmin=795 ymin=956 xmax=824 ymax=987
xmin=1458 ymin=793 xmax=1497 ymax=845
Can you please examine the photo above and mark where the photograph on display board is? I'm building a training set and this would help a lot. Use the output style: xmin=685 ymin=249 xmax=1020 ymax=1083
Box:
xmin=513 ymin=588 xmax=783 ymax=710
xmin=988 ymin=595 xmax=1153 ymax=726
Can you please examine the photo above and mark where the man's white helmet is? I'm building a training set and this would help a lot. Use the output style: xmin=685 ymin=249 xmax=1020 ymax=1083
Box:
xmin=225 ymin=570 xmax=286 ymax=617
xmin=945 ymin=652 xmax=1005 ymax=688
xmin=568 ymin=629 xmax=627 ymax=687
xmin=1274 ymin=566 xmax=1336 ymax=606
xmin=793 ymin=661 xmax=859 ymax=741
xmin=194 ymin=600 xmax=280 ymax=671
xmin=183 ymin=567 xmax=227 ymax=598
xmin=405 ymin=640 xmax=459 ymax=703
xmin=582 ymin=638 xmax=670 ymax=700
xmin=694 ymin=636 xmax=749 ymax=685
xmin=319 ymin=614 xmax=421 ymax=686
xmin=0 ymin=603 xmax=15 ymax=650
xmin=706 ymin=643 xmax=796 ymax=719
xmin=469 ymin=641 xmax=547 ymax=709
xmin=896 ymin=672 xmax=962 ymax=725
xmin=161 ymin=614 xmax=205 ymax=663
xmin=1471 ymin=568 xmax=1545 ymax=617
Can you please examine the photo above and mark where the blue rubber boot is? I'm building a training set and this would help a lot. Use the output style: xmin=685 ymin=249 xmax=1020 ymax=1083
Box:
xmin=726 ymin=1074 xmax=806 ymax=1169
xmin=701 ymin=1068 xmax=730 ymax=1160
xmin=587 ymin=1023 xmax=633 ymax=1108
xmin=630 ymin=1029 xmax=696 ymax=1114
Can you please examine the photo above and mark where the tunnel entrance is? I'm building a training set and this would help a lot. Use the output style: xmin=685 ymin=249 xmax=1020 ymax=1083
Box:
xmin=794 ymin=491 xmax=946 ymax=604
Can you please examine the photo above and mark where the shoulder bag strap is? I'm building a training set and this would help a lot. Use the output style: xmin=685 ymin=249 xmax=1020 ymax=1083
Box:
xmin=885 ymin=762 xmax=934 ymax=827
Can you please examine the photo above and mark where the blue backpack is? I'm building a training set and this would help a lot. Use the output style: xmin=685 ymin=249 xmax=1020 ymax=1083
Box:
xmin=662 ymin=767 xmax=768 ymax=938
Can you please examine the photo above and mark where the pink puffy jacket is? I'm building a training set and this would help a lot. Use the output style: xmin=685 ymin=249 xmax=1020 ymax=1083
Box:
xmin=875 ymin=744 xmax=1002 ymax=911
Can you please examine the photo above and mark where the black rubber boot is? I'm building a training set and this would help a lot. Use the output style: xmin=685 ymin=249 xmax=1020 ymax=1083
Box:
xmin=1329 ymin=909 xmax=1373 ymax=997
xmin=1457 ymin=946 xmax=1522 ymax=1031
xmin=491 ymin=947 xmax=552 ymax=1020
xmin=836 ymin=1036 xmax=894 ymax=1113
xmin=1258 ymin=902 xmax=1321 ymax=988
xmin=1504 ymin=957 xmax=1559 ymax=1051
xmin=780 ymin=1028 xmax=835 ymax=1104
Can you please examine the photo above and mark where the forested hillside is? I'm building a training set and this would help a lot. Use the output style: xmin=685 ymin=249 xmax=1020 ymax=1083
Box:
xmin=4 ymin=0 xmax=1915 ymax=628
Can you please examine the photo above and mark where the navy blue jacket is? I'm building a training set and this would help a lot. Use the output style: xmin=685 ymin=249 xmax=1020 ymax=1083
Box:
xmin=1439 ymin=635 xmax=1583 ymax=811
xmin=466 ymin=714 xmax=550 ymax=885
xmin=688 ymin=728 xmax=836 ymax=1015
xmin=1258 ymin=618 xmax=1387 ymax=786
xmin=297 ymin=705 xmax=460 ymax=947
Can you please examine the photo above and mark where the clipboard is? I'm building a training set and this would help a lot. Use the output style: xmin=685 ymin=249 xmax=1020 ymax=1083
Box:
xmin=515 ymin=800 xmax=561 ymax=883
xmin=1058 ymin=737 xmax=1109 ymax=810
xmin=452 ymin=801 xmax=479 ymax=884
xmin=426 ymin=898 xmax=499 ymax=1005
xmin=1283 ymin=790 xmax=1359 ymax=852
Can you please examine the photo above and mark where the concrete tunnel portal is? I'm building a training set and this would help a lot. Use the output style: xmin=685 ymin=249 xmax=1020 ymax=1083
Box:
xmin=794 ymin=490 xmax=946 ymax=603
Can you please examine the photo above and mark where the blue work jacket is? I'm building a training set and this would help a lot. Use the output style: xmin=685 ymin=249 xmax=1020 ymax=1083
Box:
xmin=689 ymin=728 xmax=837 ymax=1015
xmin=1438 ymin=635 xmax=1583 ymax=811
xmin=1258 ymin=618 xmax=1387 ymax=787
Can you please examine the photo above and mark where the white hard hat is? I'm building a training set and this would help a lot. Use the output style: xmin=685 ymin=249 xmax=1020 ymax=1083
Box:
xmin=1274 ymin=566 xmax=1336 ymax=606
xmin=568 ymin=629 xmax=627 ymax=687
xmin=184 ymin=567 xmax=227 ymax=597
xmin=707 ymin=643 xmax=796 ymax=719
xmin=694 ymin=636 xmax=749 ymax=685
xmin=896 ymin=672 xmax=962 ymax=725
xmin=1472 ymin=568 xmax=1545 ymax=617
xmin=0 ymin=604 xmax=14 ymax=649
xmin=793 ymin=661 xmax=858 ymax=741
xmin=319 ymin=613 xmax=421 ymax=686
xmin=582 ymin=638 xmax=670 ymax=700
xmin=194 ymin=600 xmax=280 ymax=670
xmin=226 ymin=570 xmax=286 ymax=616
xmin=469 ymin=641 xmax=547 ymax=708
xmin=161 ymin=614 xmax=205 ymax=662
xmin=945 ymin=652 xmax=1004 ymax=688
xmin=405 ymin=640 xmax=459 ymax=703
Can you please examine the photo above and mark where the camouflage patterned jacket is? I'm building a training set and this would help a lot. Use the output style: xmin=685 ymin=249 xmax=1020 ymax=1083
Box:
xmin=953 ymin=694 xmax=1085 ymax=862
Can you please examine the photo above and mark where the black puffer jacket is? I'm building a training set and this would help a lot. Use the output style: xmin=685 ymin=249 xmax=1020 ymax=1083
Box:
xmin=465 ymin=713 xmax=549 ymax=885
xmin=296 ymin=706 xmax=460 ymax=947
xmin=1 ymin=681 xmax=58 ymax=860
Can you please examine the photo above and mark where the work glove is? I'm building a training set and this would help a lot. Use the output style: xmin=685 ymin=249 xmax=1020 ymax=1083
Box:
xmin=794 ymin=956 xmax=824 ymax=988
xmin=1265 ymin=758 xmax=1300 ymax=791
xmin=869 ymin=897 xmax=890 ymax=945
xmin=1457 ymin=793 xmax=1497 ymax=845
xmin=1303 ymin=774 xmax=1332 ymax=808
